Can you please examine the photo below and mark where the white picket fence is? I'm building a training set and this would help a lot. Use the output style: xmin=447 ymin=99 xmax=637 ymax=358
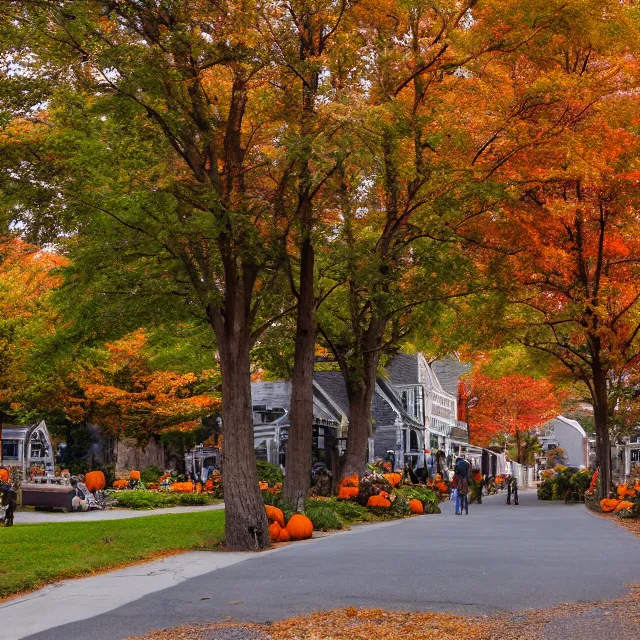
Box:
xmin=509 ymin=462 xmax=535 ymax=489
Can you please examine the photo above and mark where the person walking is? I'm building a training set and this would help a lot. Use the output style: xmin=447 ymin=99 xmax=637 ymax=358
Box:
xmin=454 ymin=455 xmax=471 ymax=515
xmin=511 ymin=475 xmax=519 ymax=505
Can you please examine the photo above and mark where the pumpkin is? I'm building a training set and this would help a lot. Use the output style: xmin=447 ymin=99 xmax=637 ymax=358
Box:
xmin=171 ymin=481 xmax=194 ymax=492
xmin=600 ymin=498 xmax=621 ymax=512
xmin=338 ymin=486 xmax=359 ymax=500
xmin=129 ymin=470 xmax=141 ymax=481
xmin=474 ymin=472 xmax=482 ymax=484
xmin=614 ymin=500 xmax=634 ymax=513
xmin=269 ymin=521 xmax=282 ymax=542
xmin=113 ymin=479 xmax=128 ymax=490
xmin=84 ymin=471 xmax=106 ymax=493
xmin=286 ymin=513 xmax=314 ymax=540
xmin=259 ymin=481 xmax=269 ymax=491
xmin=409 ymin=499 xmax=424 ymax=514
xmin=367 ymin=495 xmax=391 ymax=508
xmin=195 ymin=482 xmax=202 ymax=494
xmin=0 ymin=468 xmax=9 ymax=482
xmin=147 ymin=483 xmax=159 ymax=491
xmin=617 ymin=484 xmax=629 ymax=498
xmin=204 ymin=479 xmax=214 ymax=492
xmin=436 ymin=482 xmax=449 ymax=493
xmin=278 ymin=527 xmax=291 ymax=542
xmin=339 ymin=474 xmax=360 ymax=489
xmin=265 ymin=505 xmax=285 ymax=527
xmin=383 ymin=473 xmax=402 ymax=487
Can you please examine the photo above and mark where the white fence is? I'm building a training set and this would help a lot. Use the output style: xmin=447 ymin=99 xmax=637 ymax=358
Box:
xmin=509 ymin=462 xmax=535 ymax=489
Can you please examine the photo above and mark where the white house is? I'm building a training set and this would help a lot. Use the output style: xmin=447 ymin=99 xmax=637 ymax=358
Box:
xmin=0 ymin=421 xmax=55 ymax=478
xmin=539 ymin=416 xmax=589 ymax=468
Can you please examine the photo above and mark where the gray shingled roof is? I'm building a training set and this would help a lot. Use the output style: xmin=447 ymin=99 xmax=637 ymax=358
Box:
xmin=313 ymin=371 xmax=350 ymax=417
xmin=386 ymin=353 xmax=419 ymax=386
xmin=431 ymin=355 xmax=471 ymax=398
xmin=251 ymin=380 xmax=339 ymax=424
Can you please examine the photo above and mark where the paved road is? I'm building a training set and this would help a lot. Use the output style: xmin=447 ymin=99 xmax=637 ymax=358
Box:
xmin=16 ymin=491 xmax=640 ymax=640
xmin=14 ymin=503 xmax=224 ymax=524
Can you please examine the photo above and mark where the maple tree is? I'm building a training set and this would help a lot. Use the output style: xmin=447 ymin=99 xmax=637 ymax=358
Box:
xmin=0 ymin=236 xmax=68 ymax=421
xmin=0 ymin=0 xmax=299 ymax=549
xmin=63 ymin=330 xmax=220 ymax=443
xmin=467 ymin=371 xmax=561 ymax=448
xmin=447 ymin=0 xmax=640 ymax=496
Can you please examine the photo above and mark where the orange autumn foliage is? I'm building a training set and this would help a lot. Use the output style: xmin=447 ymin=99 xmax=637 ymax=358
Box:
xmin=468 ymin=373 xmax=561 ymax=447
xmin=64 ymin=330 xmax=221 ymax=442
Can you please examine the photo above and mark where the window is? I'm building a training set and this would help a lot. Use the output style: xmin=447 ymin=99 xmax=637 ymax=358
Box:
xmin=401 ymin=390 xmax=409 ymax=412
xmin=409 ymin=430 xmax=419 ymax=451
xmin=631 ymin=449 xmax=639 ymax=463
xmin=414 ymin=386 xmax=424 ymax=423
xmin=2 ymin=440 xmax=19 ymax=460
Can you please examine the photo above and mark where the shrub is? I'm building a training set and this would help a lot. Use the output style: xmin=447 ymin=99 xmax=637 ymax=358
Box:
xmin=328 ymin=498 xmax=375 ymax=523
xmin=398 ymin=486 xmax=440 ymax=513
xmin=538 ymin=467 xmax=593 ymax=502
xmin=256 ymin=461 xmax=284 ymax=485
xmin=140 ymin=465 xmax=165 ymax=485
xmin=305 ymin=500 xmax=344 ymax=531
xmin=112 ymin=490 xmax=218 ymax=509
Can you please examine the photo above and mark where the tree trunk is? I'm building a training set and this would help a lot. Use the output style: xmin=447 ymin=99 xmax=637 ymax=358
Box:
xmin=593 ymin=382 xmax=611 ymax=499
xmin=341 ymin=385 xmax=375 ymax=479
xmin=216 ymin=323 xmax=269 ymax=550
xmin=284 ymin=236 xmax=316 ymax=509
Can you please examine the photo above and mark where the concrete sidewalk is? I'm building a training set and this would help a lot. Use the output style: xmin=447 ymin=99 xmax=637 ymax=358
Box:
xmin=0 ymin=552 xmax=260 ymax=640
xmin=13 ymin=503 xmax=224 ymax=524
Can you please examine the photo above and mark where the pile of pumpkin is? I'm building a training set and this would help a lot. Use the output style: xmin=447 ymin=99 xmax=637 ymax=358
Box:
xmin=600 ymin=481 xmax=640 ymax=516
xmin=337 ymin=473 xmax=423 ymax=515
xmin=112 ymin=470 xmax=141 ymax=490
xmin=266 ymin=505 xmax=314 ymax=543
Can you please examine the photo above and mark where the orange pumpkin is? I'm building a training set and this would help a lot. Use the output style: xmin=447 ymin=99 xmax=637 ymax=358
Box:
xmin=286 ymin=513 xmax=314 ymax=540
xmin=367 ymin=495 xmax=391 ymax=508
xmin=600 ymin=498 xmax=621 ymax=512
xmin=383 ymin=473 xmax=402 ymax=487
xmin=113 ymin=479 xmax=128 ymax=490
xmin=409 ymin=499 xmax=424 ymax=514
xmin=617 ymin=485 xmax=629 ymax=498
xmin=338 ymin=486 xmax=359 ymax=499
xmin=171 ymin=481 xmax=194 ymax=492
xmin=269 ymin=521 xmax=282 ymax=542
xmin=436 ymin=482 xmax=449 ymax=493
xmin=84 ymin=471 xmax=106 ymax=493
xmin=259 ymin=481 xmax=269 ymax=491
xmin=339 ymin=474 xmax=360 ymax=489
xmin=265 ymin=505 xmax=285 ymax=527
xmin=614 ymin=500 xmax=634 ymax=513
xmin=195 ymin=482 xmax=202 ymax=494
xmin=278 ymin=527 xmax=291 ymax=542
xmin=0 ymin=468 xmax=9 ymax=482
xmin=474 ymin=472 xmax=482 ymax=484
xmin=129 ymin=470 xmax=141 ymax=481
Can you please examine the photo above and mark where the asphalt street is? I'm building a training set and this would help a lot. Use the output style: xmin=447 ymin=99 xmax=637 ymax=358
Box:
xmin=18 ymin=491 xmax=640 ymax=640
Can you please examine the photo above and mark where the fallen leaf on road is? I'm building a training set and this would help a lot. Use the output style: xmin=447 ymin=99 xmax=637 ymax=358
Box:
xmin=227 ymin=600 xmax=244 ymax=605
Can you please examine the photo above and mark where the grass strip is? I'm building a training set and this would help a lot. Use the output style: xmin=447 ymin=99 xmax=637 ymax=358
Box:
xmin=0 ymin=510 xmax=225 ymax=598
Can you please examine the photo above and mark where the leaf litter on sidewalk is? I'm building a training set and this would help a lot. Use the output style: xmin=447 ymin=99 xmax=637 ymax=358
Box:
xmin=127 ymin=585 xmax=640 ymax=640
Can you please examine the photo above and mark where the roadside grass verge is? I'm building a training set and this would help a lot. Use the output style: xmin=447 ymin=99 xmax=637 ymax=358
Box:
xmin=0 ymin=510 xmax=225 ymax=599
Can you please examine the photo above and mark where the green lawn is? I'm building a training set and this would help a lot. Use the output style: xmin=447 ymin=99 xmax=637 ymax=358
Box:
xmin=0 ymin=510 xmax=225 ymax=598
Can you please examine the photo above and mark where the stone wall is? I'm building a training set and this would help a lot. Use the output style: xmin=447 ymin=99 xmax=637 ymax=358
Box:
xmin=115 ymin=438 xmax=167 ymax=475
